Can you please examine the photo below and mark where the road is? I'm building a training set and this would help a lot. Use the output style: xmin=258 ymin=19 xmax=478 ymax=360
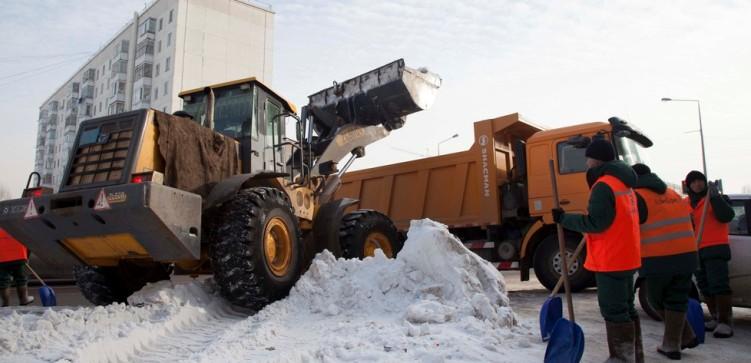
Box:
xmin=3 ymin=272 xmax=750 ymax=362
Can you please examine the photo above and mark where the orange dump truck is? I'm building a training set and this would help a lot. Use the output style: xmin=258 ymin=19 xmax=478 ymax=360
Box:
xmin=336 ymin=113 xmax=653 ymax=291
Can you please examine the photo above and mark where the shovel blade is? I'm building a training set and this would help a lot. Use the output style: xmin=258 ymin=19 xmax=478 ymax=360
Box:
xmin=540 ymin=296 xmax=563 ymax=341
xmin=39 ymin=286 xmax=57 ymax=307
xmin=687 ymin=298 xmax=705 ymax=344
xmin=544 ymin=318 xmax=585 ymax=363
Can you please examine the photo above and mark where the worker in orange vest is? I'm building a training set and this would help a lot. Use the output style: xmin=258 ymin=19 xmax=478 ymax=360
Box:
xmin=684 ymin=170 xmax=735 ymax=338
xmin=632 ymin=164 xmax=698 ymax=359
xmin=553 ymin=138 xmax=644 ymax=362
xmin=0 ymin=229 xmax=35 ymax=306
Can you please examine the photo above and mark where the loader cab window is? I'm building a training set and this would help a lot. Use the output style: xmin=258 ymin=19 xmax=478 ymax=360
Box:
xmin=213 ymin=86 xmax=253 ymax=139
xmin=557 ymin=142 xmax=587 ymax=174
xmin=182 ymin=93 xmax=207 ymax=126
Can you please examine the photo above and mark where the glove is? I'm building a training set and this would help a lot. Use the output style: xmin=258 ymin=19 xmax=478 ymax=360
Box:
xmin=552 ymin=208 xmax=565 ymax=223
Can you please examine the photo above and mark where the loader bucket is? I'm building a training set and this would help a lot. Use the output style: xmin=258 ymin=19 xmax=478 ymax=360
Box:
xmin=308 ymin=59 xmax=442 ymax=136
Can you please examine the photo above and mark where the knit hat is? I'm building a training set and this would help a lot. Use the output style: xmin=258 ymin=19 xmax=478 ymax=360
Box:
xmin=632 ymin=163 xmax=651 ymax=176
xmin=685 ymin=170 xmax=706 ymax=185
xmin=585 ymin=139 xmax=616 ymax=162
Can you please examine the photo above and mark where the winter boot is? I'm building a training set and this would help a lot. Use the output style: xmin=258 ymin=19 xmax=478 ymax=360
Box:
xmin=714 ymin=294 xmax=734 ymax=338
xmin=16 ymin=286 xmax=35 ymax=306
xmin=632 ymin=316 xmax=644 ymax=363
xmin=1 ymin=288 xmax=10 ymax=307
xmin=704 ymin=296 xmax=718 ymax=332
xmin=681 ymin=317 xmax=698 ymax=349
xmin=657 ymin=310 xmax=685 ymax=360
xmin=605 ymin=321 xmax=635 ymax=363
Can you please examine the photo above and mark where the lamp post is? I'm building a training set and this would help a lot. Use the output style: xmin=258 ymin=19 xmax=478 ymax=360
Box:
xmin=661 ymin=98 xmax=706 ymax=176
xmin=437 ymin=133 xmax=459 ymax=156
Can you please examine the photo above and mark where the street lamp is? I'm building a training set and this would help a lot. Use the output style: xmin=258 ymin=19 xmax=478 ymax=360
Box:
xmin=661 ymin=98 xmax=706 ymax=176
xmin=437 ymin=133 xmax=459 ymax=155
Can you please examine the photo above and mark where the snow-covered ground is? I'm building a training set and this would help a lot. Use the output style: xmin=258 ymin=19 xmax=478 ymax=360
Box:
xmin=0 ymin=220 xmax=543 ymax=363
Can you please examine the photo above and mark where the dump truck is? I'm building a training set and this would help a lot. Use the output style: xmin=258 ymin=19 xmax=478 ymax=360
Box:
xmin=0 ymin=59 xmax=441 ymax=309
xmin=335 ymin=113 xmax=653 ymax=291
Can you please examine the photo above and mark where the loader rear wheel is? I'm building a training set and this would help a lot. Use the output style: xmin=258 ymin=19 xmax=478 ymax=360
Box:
xmin=209 ymin=187 xmax=302 ymax=311
xmin=340 ymin=210 xmax=401 ymax=259
xmin=533 ymin=234 xmax=592 ymax=293
xmin=73 ymin=262 xmax=172 ymax=306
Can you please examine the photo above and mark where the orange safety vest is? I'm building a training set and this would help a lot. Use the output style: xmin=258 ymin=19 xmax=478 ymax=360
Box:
xmin=690 ymin=196 xmax=730 ymax=249
xmin=0 ymin=228 xmax=28 ymax=264
xmin=584 ymin=175 xmax=641 ymax=272
xmin=637 ymin=188 xmax=697 ymax=258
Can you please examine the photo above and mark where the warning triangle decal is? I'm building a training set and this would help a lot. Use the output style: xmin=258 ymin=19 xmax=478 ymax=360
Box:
xmin=94 ymin=189 xmax=111 ymax=211
xmin=24 ymin=198 xmax=39 ymax=219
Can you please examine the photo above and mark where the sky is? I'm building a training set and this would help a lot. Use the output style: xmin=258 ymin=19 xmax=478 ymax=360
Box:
xmin=1 ymin=0 xmax=750 ymax=195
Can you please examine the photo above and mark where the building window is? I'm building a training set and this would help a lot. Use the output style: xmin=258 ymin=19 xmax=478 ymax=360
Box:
xmin=135 ymin=63 xmax=153 ymax=80
xmin=155 ymin=64 xmax=160 ymax=77
xmin=99 ymin=103 xmax=102 ymax=112
xmin=165 ymin=57 xmax=170 ymax=72
xmin=154 ymin=87 xmax=159 ymax=100
xmin=157 ymin=40 xmax=162 ymax=53
xmin=164 ymin=81 xmax=168 ymax=95
xmin=95 ymin=69 xmax=99 ymax=81
xmin=120 ymin=39 xmax=130 ymax=53
xmin=117 ymin=81 xmax=126 ymax=95
xmin=169 ymin=10 xmax=174 ymax=23
xmin=159 ymin=18 xmax=163 ymax=31
xmin=102 ymin=65 xmax=105 ymax=75
xmin=167 ymin=33 xmax=172 ymax=47
xmin=139 ymin=18 xmax=156 ymax=36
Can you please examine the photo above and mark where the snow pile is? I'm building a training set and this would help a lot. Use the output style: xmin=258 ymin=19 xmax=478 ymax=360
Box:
xmin=0 ymin=219 xmax=541 ymax=362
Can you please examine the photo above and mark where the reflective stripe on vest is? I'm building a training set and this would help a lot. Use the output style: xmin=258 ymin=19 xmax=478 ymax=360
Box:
xmin=584 ymin=175 xmax=641 ymax=272
xmin=690 ymin=196 xmax=730 ymax=249
xmin=0 ymin=228 xmax=28 ymax=263
xmin=637 ymin=188 xmax=697 ymax=258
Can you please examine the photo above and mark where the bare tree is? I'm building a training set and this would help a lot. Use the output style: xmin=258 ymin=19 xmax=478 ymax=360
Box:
xmin=0 ymin=184 xmax=11 ymax=201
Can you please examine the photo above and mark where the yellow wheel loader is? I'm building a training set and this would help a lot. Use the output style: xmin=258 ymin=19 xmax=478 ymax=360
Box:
xmin=0 ymin=59 xmax=441 ymax=309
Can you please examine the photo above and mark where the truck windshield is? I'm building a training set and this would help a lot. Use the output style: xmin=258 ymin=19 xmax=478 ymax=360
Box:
xmin=615 ymin=136 xmax=649 ymax=166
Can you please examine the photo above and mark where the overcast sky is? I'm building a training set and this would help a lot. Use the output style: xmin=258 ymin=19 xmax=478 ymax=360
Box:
xmin=1 ymin=0 xmax=750 ymax=195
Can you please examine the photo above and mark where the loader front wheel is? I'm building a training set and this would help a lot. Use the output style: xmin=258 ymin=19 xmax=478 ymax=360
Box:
xmin=209 ymin=187 xmax=302 ymax=311
xmin=340 ymin=210 xmax=401 ymax=259
xmin=74 ymin=265 xmax=120 ymax=306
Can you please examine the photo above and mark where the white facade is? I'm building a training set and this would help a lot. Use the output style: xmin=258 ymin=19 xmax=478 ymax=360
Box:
xmin=35 ymin=0 xmax=274 ymax=190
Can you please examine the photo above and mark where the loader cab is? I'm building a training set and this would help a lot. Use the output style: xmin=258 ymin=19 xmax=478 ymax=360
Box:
xmin=178 ymin=78 xmax=298 ymax=174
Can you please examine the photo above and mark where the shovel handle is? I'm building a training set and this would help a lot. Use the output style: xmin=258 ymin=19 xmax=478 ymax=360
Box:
xmin=24 ymin=263 xmax=47 ymax=286
xmin=549 ymin=237 xmax=586 ymax=297
xmin=549 ymin=160 xmax=576 ymax=323
xmin=694 ymin=183 xmax=713 ymax=247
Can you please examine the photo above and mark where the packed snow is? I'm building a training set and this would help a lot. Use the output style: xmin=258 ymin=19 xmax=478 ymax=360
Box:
xmin=0 ymin=219 xmax=542 ymax=362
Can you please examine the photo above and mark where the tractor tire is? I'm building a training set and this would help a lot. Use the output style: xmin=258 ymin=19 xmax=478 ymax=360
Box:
xmin=339 ymin=210 xmax=401 ymax=259
xmin=209 ymin=187 xmax=302 ymax=311
xmin=74 ymin=265 xmax=121 ymax=306
xmin=74 ymin=262 xmax=173 ymax=306
xmin=533 ymin=234 xmax=592 ymax=293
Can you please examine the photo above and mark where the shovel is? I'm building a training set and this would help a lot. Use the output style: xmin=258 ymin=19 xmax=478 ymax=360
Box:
xmin=544 ymin=160 xmax=585 ymax=363
xmin=540 ymin=237 xmax=585 ymax=341
xmin=25 ymin=263 xmax=57 ymax=307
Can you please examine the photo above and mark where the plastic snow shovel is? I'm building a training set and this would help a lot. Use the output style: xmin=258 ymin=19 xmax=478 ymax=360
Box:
xmin=540 ymin=237 xmax=585 ymax=341
xmin=687 ymin=298 xmax=706 ymax=344
xmin=544 ymin=160 xmax=584 ymax=363
xmin=25 ymin=263 xmax=57 ymax=307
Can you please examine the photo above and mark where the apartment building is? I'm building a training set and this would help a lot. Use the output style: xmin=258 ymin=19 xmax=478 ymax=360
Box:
xmin=35 ymin=0 xmax=274 ymax=189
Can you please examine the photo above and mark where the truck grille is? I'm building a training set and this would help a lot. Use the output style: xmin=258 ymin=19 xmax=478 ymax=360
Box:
xmin=66 ymin=119 xmax=135 ymax=186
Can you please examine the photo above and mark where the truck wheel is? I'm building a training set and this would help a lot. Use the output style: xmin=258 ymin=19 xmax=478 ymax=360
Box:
xmin=339 ymin=210 xmax=401 ymax=259
xmin=209 ymin=187 xmax=302 ymax=311
xmin=533 ymin=234 xmax=591 ymax=292
xmin=73 ymin=265 xmax=122 ymax=306
xmin=637 ymin=279 xmax=663 ymax=321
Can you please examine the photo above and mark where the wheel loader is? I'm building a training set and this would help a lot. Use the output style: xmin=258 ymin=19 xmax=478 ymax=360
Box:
xmin=0 ymin=59 xmax=441 ymax=309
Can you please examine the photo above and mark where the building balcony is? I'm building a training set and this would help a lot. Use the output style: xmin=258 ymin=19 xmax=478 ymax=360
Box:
xmin=82 ymin=68 xmax=96 ymax=84
xmin=65 ymin=115 xmax=77 ymax=127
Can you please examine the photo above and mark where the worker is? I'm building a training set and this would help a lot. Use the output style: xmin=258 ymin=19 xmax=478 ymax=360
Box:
xmin=684 ymin=170 xmax=735 ymax=338
xmin=632 ymin=164 xmax=698 ymax=359
xmin=552 ymin=138 xmax=644 ymax=362
xmin=0 ymin=229 xmax=35 ymax=306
